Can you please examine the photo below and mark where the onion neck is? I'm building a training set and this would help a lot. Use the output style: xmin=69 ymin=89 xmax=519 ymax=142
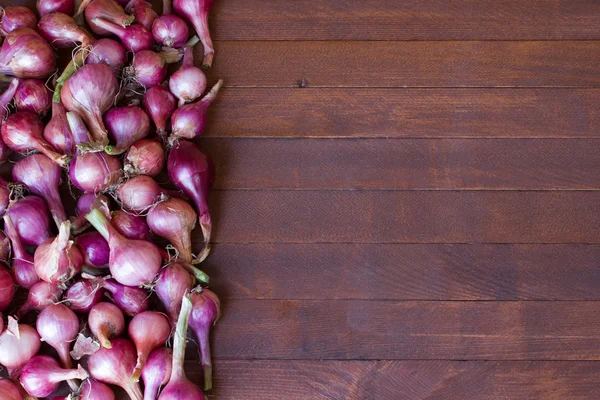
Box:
xmin=182 ymin=37 xmax=199 ymax=67
xmin=160 ymin=47 xmax=182 ymax=64
xmin=53 ymin=50 xmax=87 ymax=103
xmin=85 ymin=208 xmax=119 ymax=243
xmin=48 ymin=364 xmax=88 ymax=382
xmin=92 ymin=17 xmax=126 ymax=37
xmin=201 ymin=78 xmax=223 ymax=106
xmin=192 ymin=12 xmax=213 ymax=68
xmin=3 ymin=215 xmax=26 ymax=259
xmin=123 ymin=380 xmax=143 ymax=400
xmin=47 ymin=190 xmax=68 ymax=229
xmin=180 ymin=262 xmax=210 ymax=285
xmin=171 ymin=295 xmax=192 ymax=381
xmin=97 ymin=324 xmax=113 ymax=348
xmin=131 ymin=352 xmax=148 ymax=381
xmin=143 ymin=381 xmax=160 ymax=400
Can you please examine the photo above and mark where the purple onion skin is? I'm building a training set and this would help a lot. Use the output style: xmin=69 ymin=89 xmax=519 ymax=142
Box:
xmin=6 ymin=195 xmax=53 ymax=247
xmin=155 ymin=263 xmax=193 ymax=329
xmin=87 ymin=38 xmax=127 ymax=72
xmin=172 ymin=0 xmax=215 ymax=68
xmin=44 ymin=101 xmax=75 ymax=155
xmin=0 ymin=78 xmax=20 ymax=133
xmin=169 ymin=79 xmax=222 ymax=141
xmin=36 ymin=303 xmax=79 ymax=368
xmin=96 ymin=277 xmax=150 ymax=316
xmin=127 ymin=0 xmax=157 ymax=30
xmin=104 ymin=106 xmax=150 ymax=155
xmin=80 ymin=379 xmax=116 ymax=400
xmin=19 ymin=355 xmax=88 ymax=398
xmin=14 ymin=79 xmax=52 ymax=116
xmin=75 ymin=231 xmax=110 ymax=267
xmin=0 ymin=28 xmax=57 ymax=79
xmin=91 ymin=18 xmax=153 ymax=53
xmin=16 ymin=281 xmax=63 ymax=318
xmin=142 ymin=347 xmax=172 ymax=400
xmin=189 ymin=288 xmax=220 ymax=391
xmin=111 ymin=210 xmax=152 ymax=241
xmin=124 ymin=138 xmax=165 ymax=177
xmin=38 ymin=0 xmax=76 ymax=17
xmin=0 ymin=379 xmax=22 ymax=400
xmin=64 ymin=278 xmax=105 ymax=313
xmin=4 ymin=213 xmax=39 ymax=288
xmin=38 ymin=12 xmax=90 ymax=48
xmin=0 ymin=267 xmax=15 ymax=311
xmin=69 ymin=151 xmax=123 ymax=192
xmin=152 ymin=15 xmax=188 ymax=48
xmin=142 ymin=85 xmax=176 ymax=138
xmin=0 ymin=7 xmax=37 ymax=36
xmin=84 ymin=0 xmax=135 ymax=36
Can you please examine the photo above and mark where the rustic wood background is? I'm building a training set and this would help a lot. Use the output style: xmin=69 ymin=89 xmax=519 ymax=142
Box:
xmin=5 ymin=0 xmax=600 ymax=399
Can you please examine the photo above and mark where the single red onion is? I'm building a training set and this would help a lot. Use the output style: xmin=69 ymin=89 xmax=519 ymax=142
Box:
xmin=147 ymin=198 xmax=196 ymax=263
xmin=3 ymin=213 xmax=39 ymax=288
xmin=155 ymin=263 xmax=193 ymax=328
xmin=38 ymin=12 xmax=92 ymax=49
xmin=1 ymin=111 xmax=69 ymax=166
xmin=86 ymin=208 xmax=162 ymax=286
xmin=0 ymin=28 xmax=56 ymax=78
xmin=71 ymin=193 xmax=110 ymax=234
xmin=167 ymin=140 xmax=214 ymax=261
xmin=92 ymin=18 xmax=153 ymax=52
xmin=0 ymin=379 xmax=21 ymax=400
xmin=158 ymin=296 xmax=205 ymax=400
xmin=142 ymin=85 xmax=176 ymax=138
xmin=82 ymin=0 xmax=134 ymax=35
xmin=38 ymin=0 xmax=75 ymax=17
xmin=80 ymin=379 xmax=116 ymax=400
xmin=44 ymin=101 xmax=75 ymax=155
xmin=152 ymin=0 xmax=188 ymax=48
xmin=6 ymin=195 xmax=53 ymax=247
xmin=126 ymin=0 xmax=157 ymax=30
xmin=19 ymin=355 xmax=88 ymax=398
xmin=0 ymin=7 xmax=37 ymax=36
xmin=0 ymin=77 xmax=19 ymax=133
xmin=34 ymin=221 xmax=84 ymax=285
xmin=172 ymin=0 xmax=214 ymax=68
xmin=75 ymin=231 xmax=110 ymax=268
xmin=13 ymin=153 xmax=68 ymax=229
xmin=69 ymin=151 xmax=123 ymax=192
xmin=104 ymin=106 xmax=150 ymax=155
xmin=189 ymin=288 xmax=220 ymax=390
xmin=0 ymin=266 xmax=14 ymax=311
xmin=111 ymin=210 xmax=151 ymax=241
xmin=64 ymin=278 xmax=105 ymax=313
xmin=88 ymin=338 xmax=144 ymax=400
xmin=124 ymin=139 xmax=165 ymax=177
xmin=60 ymin=63 xmax=119 ymax=147
xmin=169 ymin=37 xmax=206 ymax=106
xmin=86 ymin=275 xmax=150 ymax=316
xmin=87 ymin=38 xmax=127 ymax=72
xmin=36 ymin=303 xmax=79 ymax=368
xmin=89 ymin=301 xmax=124 ymax=348
xmin=0 ymin=177 xmax=8 ymax=216
xmin=142 ymin=347 xmax=172 ymax=400
xmin=169 ymin=79 xmax=222 ymax=142
xmin=13 ymin=78 xmax=51 ymax=116
xmin=117 ymin=175 xmax=173 ymax=213
xmin=124 ymin=48 xmax=181 ymax=88
xmin=0 ymin=318 xmax=42 ymax=375
xmin=0 ymin=230 xmax=9 ymax=261
xmin=16 ymin=281 xmax=63 ymax=318
xmin=129 ymin=311 xmax=170 ymax=381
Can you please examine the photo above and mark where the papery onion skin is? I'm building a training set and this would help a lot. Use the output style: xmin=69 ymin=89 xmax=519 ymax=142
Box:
xmin=0 ymin=266 xmax=15 ymax=311
xmin=172 ymin=0 xmax=215 ymax=68
xmin=0 ymin=7 xmax=37 ymax=36
xmin=89 ymin=301 xmax=125 ymax=348
xmin=142 ymin=85 xmax=176 ymax=138
xmin=189 ymin=288 xmax=220 ymax=390
xmin=0 ymin=28 xmax=56 ymax=79
xmin=4 ymin=213 xmax=39 ymax=288
xmin=152 ymin=14 xmax=188 ymax=48
xmin=0 ymin=379 xmax=22 ymax=400
xmin=36 ymin=303 xmax=79 ymax=368
xmin=34 ymin=221 xmax=84 ymax=284
xmin=117 ymin=175 xmax=170 ymax=213
xmin=111 ymin=210 xmax=152 ymax=241
xmin=75 ymin=231 xmax=110 ymax=267
xmin=0 ymin=230 xmax=9 ymax=261
xmin=84 ymin=0 xmax=135 ymax=36
xmin=16 ymin=281 xmax=63 ymax=318
xmin=91 ymin=18 xmax=153 ymax=53
xmin=87 ymin=38 xmax=127 ymax=72
xmin=104 ymin=105 xmax=151 ymax=155
xmin=19 ymin=355 xmax=88 ymax=398
xmin=38 ymin=12 xmax=92 ymax=48
xmin=7 ymin=195 xmax=53 ymax=247
xmin=147 ymin=198 xmax=196 ymax=263
xmin=142 ymin=347 xmax=172 ymax=400
xmin=0 ymin=318 xmax=42 ymax=375
xmin=124 ymin=139 xmax=165 ymax=177
xmin=129 ymin=311 xmax=170 ymax=381
xmin=14 ymin=78 xmax=52 ymax=116
xmin=38 ymin=0 xmax=76 ymax=17
xmin=69 ymin=151 xmax=123 ymax=193
xmin=64 ymin=278 xmax=105 ymax=313
xmin=80 ymin=379 xmax=116 ymax=400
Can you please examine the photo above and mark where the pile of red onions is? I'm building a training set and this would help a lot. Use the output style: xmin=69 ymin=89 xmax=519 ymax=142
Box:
xmin=0 ymin=0 xmax=223 ymax=397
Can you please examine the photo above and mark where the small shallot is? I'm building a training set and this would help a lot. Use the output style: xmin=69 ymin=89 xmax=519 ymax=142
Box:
xmin=82 ymin=0 xmax=134 ymax=35
xmin=117 ymin=175 xmax=171 ymax=213
xmin=6 ymin=195 xmax=53 ymax=247
xmin=64 ymin=278 xmax=105 ymax=312
xmin=75 ymin=231 xmax=110 ymax=268
xmin=169 ymin=37 xmax=206 ymax=106
xmin=44 ymin=101 xmax=75 ymax=155
xmin=0 ymin=7 xmax=37 ymax=36
xmin=189 ymin=288 xmax=220 ymax=390
xmin=0 ymin=28 xmax=56 ymax=78
xmin=125 ymin=48 xmax=181 ymax=88
xmin=91 ymin=18 xmax=153 ymax=53
xmin=16 ymin=281 xmax=63 ymax=318
xmin=142 ymin=348 xmax=172 ymax=400
xmin=19 ymin=355 xmax=88 ymax=397
xmin=126 ymin=0 xmax=157 ymax=30
xmin=147 ymin=198 xmax=196 ymax=263
xmin=111 ymin=210 xmax=152 ymax=241
xmin=124 ymin=139 xmax=165 ymax=177
xmin=142 ymin=85 xmax=176 ymax=138
xmin=129 ymin=311 xmax=170 ymax=381
xmin=155 ymin=263 xmax=193 ymax=328
xmin=86 ymin=275 xmax=150 ymax=316
xmin=38 ymin=0 xmax=76 ymax=17
xmin=89 ymin=301 xmax=124 ymax=348
xmin=87 ymin=38 xmax=127 ymax=72
xmin=14 ymin=78 xmax=51 ymax=116
xmin=152 ymin=0 xmax=187 ymax=48
xmin=104 ymin=106 xmax=150 ymax=155
xmin=36 ymin=303 xmax=79 ymax=368
xmin=38 ymin=12 xmax=92 ymax=48
xmin=0 ymin=317 xmax=42 ymax=375
xmin=172 ymin=0 xmax=215 ymax=68
xmin=34 ymin=221 xmax=84 ymax=285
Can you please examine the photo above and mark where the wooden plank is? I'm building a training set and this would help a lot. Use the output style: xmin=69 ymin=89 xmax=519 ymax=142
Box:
xmin=205 ymin=360 xmax=600 ymax=400
xmin=210 ymin=300 xmax=600 ymax=360
xmin=206 ymin=191 xmax=600 ymax=244
xmin=203 ymin=138 xmax=600 ymax=190
xmin=203 ymin=243 xmax=600 ymax=301
xmin=211 ymin=0 xmax=600 ymax=41
xmin=205 ymin=41 xmax=600 ymax=87
xmin=206 ymin=88 xmax=600 ymax=139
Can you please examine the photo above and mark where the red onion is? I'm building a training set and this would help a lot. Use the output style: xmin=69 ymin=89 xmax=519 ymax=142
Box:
xmin=0 ymin=28 xmax=56 ymax=78
xmin=0 ymin=7 xmax=37 ymax=36
xmin=87 ymin=276 xmax=150 ymax=315
xmin=169 ymin=38 xmax=206 ymax=106
xmin=82 ymin=0 xmax=134 ymax=35
xmin=19 ymin=355 xmax=88 ymax=397
xmin=7 ymin=195 xmax=52 ymax=247
xmin=44 ymin=101 xmax=75 ymax=155
xmin=172 ymin=0 xmax=214 ymax=68
xmin=0 ymin=77 xmax=19 ymax=132
xmin=89 ymin=301 xmax=124 ymax=348
xmin=189 ymin=288 xmax=219 ymax=390
xmin=142 ymin=85 xmax=176 ymax=138
xmin=1 ymin=111 xmax=69 ymax=166
xmin=104 ymin=105 xmax=150 ymax=155
xmin=34 ymin=221 xmax=83 ymax=285
xmin=86 ymin=208 xmax=162 ymax=286
xmin=124 ymin=139 xmax=165 ymax=177
xmin=125 ymin=48 xmax=181 ymax=88
xmin=80 ymin=379 xmax=116 ymax=400
xmin=36 ymin=303 xmax=79 ymax=368
xmin=111 ymin=210 xmax=151 ymax=240
xmin=71 ymin=193 xmax=110 ymax=234
xmin=168 ymin=140 xmax=214 ymax=261
xmin=129 ymin=311 xmax=170 ymax=381
xmin=69 ymin=151 xmax=123 ymax=192
xmin=142 ymin=347 xmax=172 ymax=400
xmin=0 ymin=230 xmax=9 ymax=261
xmin=0 ymin=177 xmax=8 ymax=216
xmin=64 ymin=278 xmax=105 ymax=312
xmin=152 ymin=5 xmax=188 ymax=48
xmin=117 ymin=175 xmax=172 ymax=213
xmin=159 ymin=296 xmax=205 ymax=400
xmin=0 ymin=317 xmax=42 ymax=375
xmin=126 ymin=0 xmax=157 ymax=30
xmin=4 ymin=214 xmax=39 ymax=289
xmin=155 ymin=263 xmax=193 ymax=328
xmin=147 ymin=198 xmax=196 ymax=263
xmin=14 ymin=78 xmax=51 ymax=116
xmin=16 ymin=281 xmax=63 ymax=318
xmin=88 ymin=338 xmax=144 ymax=400
xmin=92 ymin=18 xmax=153 ymax=53
xmin=0 ymin=266 xmax=14 ymax=311
xmin=75 ymin=231 xmax=110 ymax=268
xmin=87 ymin=38 xmax=127 ymax=72
xmin=38 ymin=12 xmax=92 ymax=48
xmin=61 ymin=63 xmax=119 ymax=147
xmin=0 ymin=379 xmax=21 ymax=400
xmin=38 ymin=0 xmax=75 ymax=17
xmin=13 ymin=154 xmax=67 ymax=229
xmin=169 ymin=79 xmax=222 ymax=142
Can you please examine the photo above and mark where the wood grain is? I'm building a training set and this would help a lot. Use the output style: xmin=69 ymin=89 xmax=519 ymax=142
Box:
xmin=211 ymin=0 xmax=600 ymax=41
xmin=205 ymin=360 xmax=600 ymax=400
xmin=207 ymin=191 xmax=600 ymax=244
xmin=210 ymin=300 xmax=600 ymax=360
xmin=203 ymin=243 xmax=600 ymax=301
xmin=203 ymin=138 xmax=600 ymax=190
xmin=205 ymin=88 xmax=600 ymax=138
xmin=204 ymin=41 xmax=600 ymax=87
